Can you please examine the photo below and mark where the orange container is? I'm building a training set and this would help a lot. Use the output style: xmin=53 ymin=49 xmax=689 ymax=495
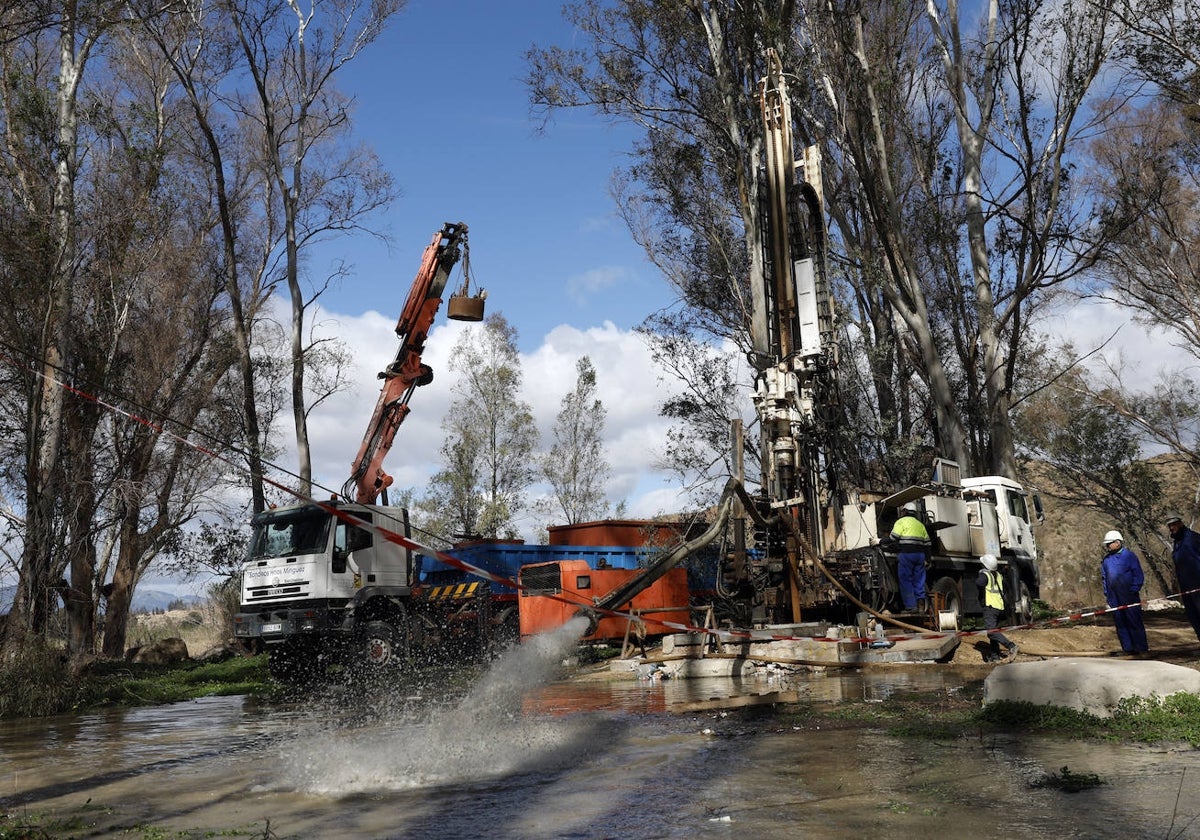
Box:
xmin=546 ymin=519 xmax=706 ymax=549
xmin=518 ymin=559 xmax=690 ymax=641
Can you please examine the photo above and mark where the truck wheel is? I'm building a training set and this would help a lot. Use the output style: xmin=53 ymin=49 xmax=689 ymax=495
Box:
xmin=929 ymin=577 xmax=962 ymax=623
xmin=360 ymin=619 xmax=409 ymax=669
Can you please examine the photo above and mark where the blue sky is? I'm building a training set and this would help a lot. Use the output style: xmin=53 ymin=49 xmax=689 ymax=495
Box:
xmin=308 ymin=1 xmax=671 ymax=347
xmin=292 ymin=1 xmax=697 ymax=544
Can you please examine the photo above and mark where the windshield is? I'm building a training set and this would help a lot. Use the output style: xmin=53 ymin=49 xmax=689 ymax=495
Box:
xmin=249 ymin=510 xmax=332 ymax=560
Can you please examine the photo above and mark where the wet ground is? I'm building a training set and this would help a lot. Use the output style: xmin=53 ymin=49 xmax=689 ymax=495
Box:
xmin=4 ymin=618 xmax=1200 ymax=839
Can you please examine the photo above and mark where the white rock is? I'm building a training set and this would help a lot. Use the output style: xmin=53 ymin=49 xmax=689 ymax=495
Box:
xmin=984 ymin=657 xmax=1200 ymax=718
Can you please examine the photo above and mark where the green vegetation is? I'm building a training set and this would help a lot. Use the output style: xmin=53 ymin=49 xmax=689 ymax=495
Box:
xmin=980 ymin=693 xmax=1200 ymax=746
xmin=0 ymin=643 xmax=85 ymax=720
xmin=0 ymin=809 xmax=280 ymax=839
xmin=0 ymin=647 xmax=272 ymax=719
xmin=1030 ymin=765 xmax=1106 ymax=792
xmin=1030 ymin=599 xmax=1057 ymax=622
xmin=80 ymin=656 xmax=271 ymax=709
xmin=776 ymin=686 xmax=1200 ymax=748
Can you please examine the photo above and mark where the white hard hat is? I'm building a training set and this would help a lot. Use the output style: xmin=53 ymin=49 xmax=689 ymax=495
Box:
xmin=1103 ymin=530 xmax=1123 ymax=545
xmin=902 ymin=502 xmax=918 ymax=513
xmin=980 ymin=554 xmax=998 ymax=571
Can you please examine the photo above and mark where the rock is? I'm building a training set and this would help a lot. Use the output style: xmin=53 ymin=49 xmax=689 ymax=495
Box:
xmin=195 ymin=642 xmax=241 ymax=663
xmin=127 ymin=637 xmax=190 ymax=665
xmin=984 ymin=657 xmax=1200 ymax=718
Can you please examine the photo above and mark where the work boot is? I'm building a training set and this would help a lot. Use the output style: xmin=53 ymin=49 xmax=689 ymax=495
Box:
xmin=1007 ymin=643 xmax=1019 ymax=661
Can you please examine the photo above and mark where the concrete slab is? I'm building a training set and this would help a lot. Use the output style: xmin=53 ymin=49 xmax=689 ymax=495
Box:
xmin=840 ymin=633 xmax=959 ymax=665
xmin=984 ymin=657 xmax=1200 ymax=718
xmin=647 ymin=625 xmax=960 ymax=669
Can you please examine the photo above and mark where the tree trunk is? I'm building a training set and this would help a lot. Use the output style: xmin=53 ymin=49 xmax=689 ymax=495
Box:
xmin=7 ymin=8 xmax=87 ymax=650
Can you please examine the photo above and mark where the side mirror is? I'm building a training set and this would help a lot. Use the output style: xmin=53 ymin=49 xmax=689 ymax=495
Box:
xmin=332 ymin=548 xmax=348 ymax=574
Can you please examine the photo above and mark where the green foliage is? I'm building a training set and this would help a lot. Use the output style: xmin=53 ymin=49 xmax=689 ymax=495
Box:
xmin=424 ymin=313 xmax=538 ymax=540
xmin=1108 ymin=692 xmax=1200 ymax=746
xmin=979 ymin=699 xmax=1106 ymax=731
xmin=0 ymin=809 xmax=92 ymax=838
xmin=1030 ymin=765 xmax=1105 ymax=792
xmin=77 ymin=656 xmax=270 ymax=710
xmin=980 ymin=693 xmax=1200 ymax=746
xmin=1031 ymin=599 xmax=1057 ymax=621
xmin=540 ymin=356 xmax=612 ymax=524
xmin=1 ymin=653 xmax=271 ymax=718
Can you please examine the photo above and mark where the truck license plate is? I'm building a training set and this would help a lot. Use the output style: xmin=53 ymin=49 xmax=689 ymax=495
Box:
xmin=262 ymin=622 xmax=282 ymax=634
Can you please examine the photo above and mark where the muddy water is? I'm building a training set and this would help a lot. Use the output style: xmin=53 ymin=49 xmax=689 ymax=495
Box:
xmin=3 ymin=640 xmax=1200 ymax=839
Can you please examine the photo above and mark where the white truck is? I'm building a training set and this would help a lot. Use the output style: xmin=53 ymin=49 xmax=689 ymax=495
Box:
xmin=818 ymin=459 xmax=1043 ymax=626
xmin=232 ymin=223 xmax=496 ymax=680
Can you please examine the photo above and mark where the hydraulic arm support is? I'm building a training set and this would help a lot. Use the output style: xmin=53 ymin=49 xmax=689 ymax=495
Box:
xmin=343 ymin=222 xmax=469 ymax=503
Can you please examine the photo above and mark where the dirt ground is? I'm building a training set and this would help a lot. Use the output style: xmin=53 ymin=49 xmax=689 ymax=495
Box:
xmin=944 ymin=602 xmax=1200 ymax=671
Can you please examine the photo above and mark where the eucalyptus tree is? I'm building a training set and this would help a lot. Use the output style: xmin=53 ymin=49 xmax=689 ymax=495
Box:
xmin=0 ymin=1 xmax=126 ymax=645
xmin=130 ymin=0 xmax=281 ymax=515
xmin=1014 ymin=361 xmax=1171 ymax=594
xmin=225 ymin=0 xmax=400 ymax=497
xmin=1077 ymin=91 xmax=1200 ymax=512
xmin=531 ymin=1 xmax=1135 ymax=486
xmin=541 ymin=356 xmax=611 ymax=524
xmin=1115 ymin=0 xmax=1200 ymax=114
xmin=424 ymin=314 xmax=538 ymax=540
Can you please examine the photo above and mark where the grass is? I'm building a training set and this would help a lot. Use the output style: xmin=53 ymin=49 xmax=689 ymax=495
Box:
xmin=0 ymin=644 xmax=273 ymax=719
xmin=79 ymin=655 xmax=272 ymax=709
xmin=979 ymin=692 xmax=1200 ymax=746
xmin=0 ymin=643 xmax=85 ymax=719
xmin=777 ymin=685 xmax=1200 ymax=748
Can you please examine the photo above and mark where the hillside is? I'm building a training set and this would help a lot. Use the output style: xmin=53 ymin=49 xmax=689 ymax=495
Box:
xmin=1025 ymin=454 xmax=1193 ymax=609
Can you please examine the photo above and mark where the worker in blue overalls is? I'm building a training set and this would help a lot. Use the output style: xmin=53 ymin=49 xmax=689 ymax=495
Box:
xmin=1100 ymin=529 xmax=1149 ymax=656
xmin=891 ymin=502 xmax=930 ymax=612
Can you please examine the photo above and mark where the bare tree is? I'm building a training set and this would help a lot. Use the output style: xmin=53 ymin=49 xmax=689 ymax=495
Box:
xmin=226 ymin=0 xmax=400 ymax=497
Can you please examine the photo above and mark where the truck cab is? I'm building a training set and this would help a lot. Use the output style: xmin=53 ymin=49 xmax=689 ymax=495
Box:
xmin=962 ymin=476 xmax=1041 ymax=564
xmin=233 ymin=501 xmax=414 ymax=649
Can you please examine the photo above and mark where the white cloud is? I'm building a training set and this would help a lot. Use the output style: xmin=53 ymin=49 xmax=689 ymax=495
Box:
xmin=1038 ymin=298 xmax=1200 ymax=383
xmin=290 ymin=304 xmax=688 ymax=541
xmin=565 ymin=266 xmax=629 ymax=306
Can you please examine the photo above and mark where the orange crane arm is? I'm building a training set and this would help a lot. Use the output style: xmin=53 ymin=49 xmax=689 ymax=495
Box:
xmin=343 ymin=222 xmax=472 ymax=504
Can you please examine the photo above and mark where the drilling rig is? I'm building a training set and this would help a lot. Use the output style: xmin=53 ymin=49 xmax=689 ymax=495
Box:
xmin=577 ymin=52 xmax=1041 ymax=640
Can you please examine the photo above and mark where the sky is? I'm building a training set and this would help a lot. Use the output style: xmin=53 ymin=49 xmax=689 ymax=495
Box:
xmin=145 ymin=1 xmax=1193 ymax=598
xmin=286 ymin=2 xmax=692 ymax=541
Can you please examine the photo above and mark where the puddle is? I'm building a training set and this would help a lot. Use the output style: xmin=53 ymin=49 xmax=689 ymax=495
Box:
xmin=3 ymin=657 xmax=1199 ymax=839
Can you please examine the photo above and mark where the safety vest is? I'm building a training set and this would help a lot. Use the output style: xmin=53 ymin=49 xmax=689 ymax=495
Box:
xmin=983 ymin=570 xmax=1005 ymax=610
xmin=891 ymin=515 xmax=930 ymax=550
